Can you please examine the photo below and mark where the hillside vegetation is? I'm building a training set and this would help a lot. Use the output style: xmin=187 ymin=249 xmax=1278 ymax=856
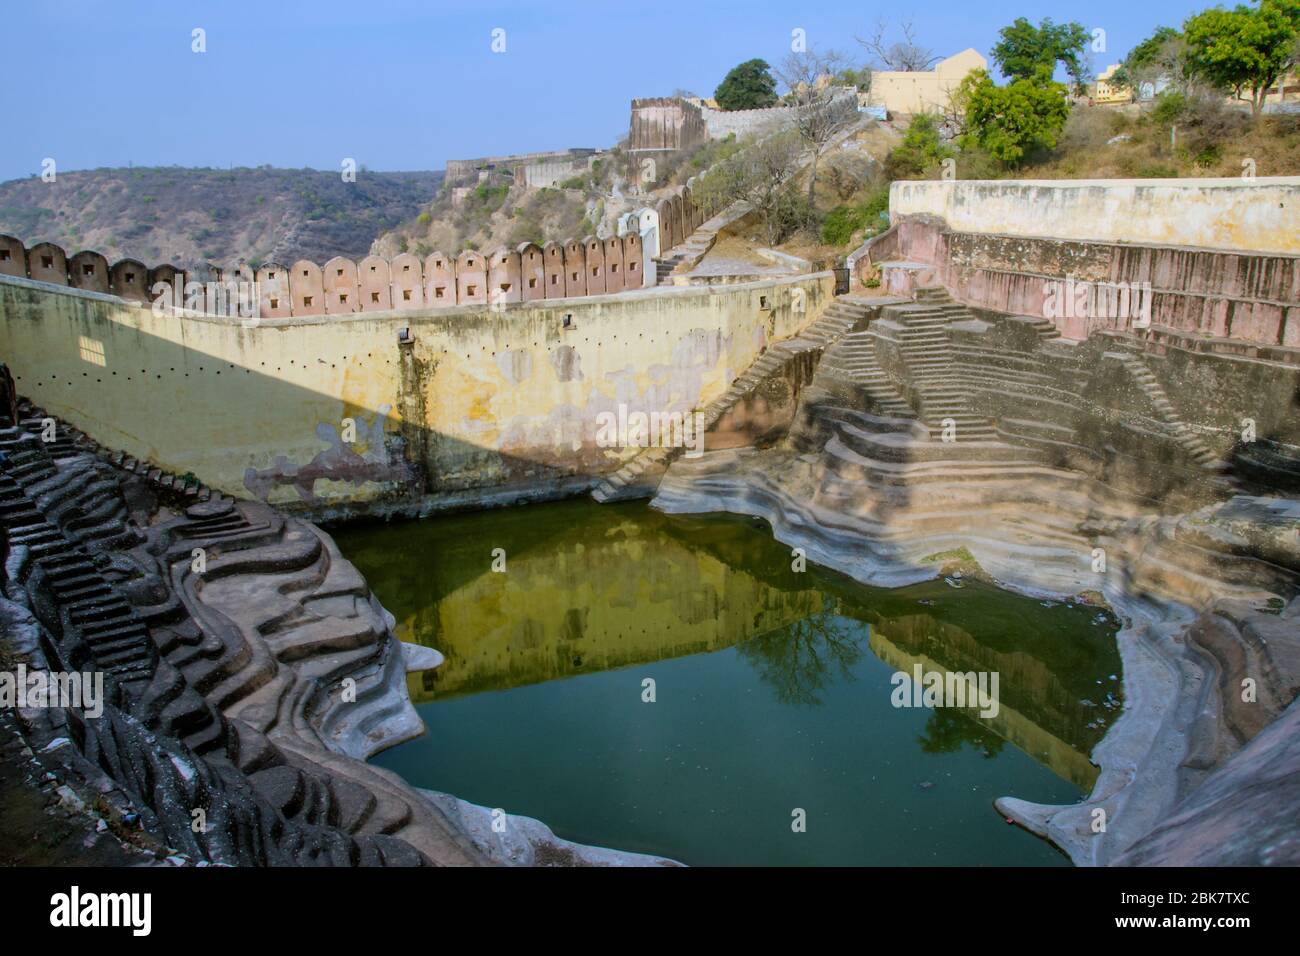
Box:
xmin=373 ymin=138 xmax=743 ymax=258
xmin=0 ymin=166 xmax=443 ymax=272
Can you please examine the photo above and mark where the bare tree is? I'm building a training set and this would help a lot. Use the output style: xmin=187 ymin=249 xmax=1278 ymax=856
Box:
xmin=857 ymin=17 xmax=940 ymax=72
xmin=774 ymin=48 xmax=859 ymax=203
xmin=693 ymin=131 xmax=804 ymax=246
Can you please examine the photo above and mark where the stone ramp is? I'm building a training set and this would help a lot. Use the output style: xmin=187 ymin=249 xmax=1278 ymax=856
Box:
xmin=591 ymin=296 xmax=877 ymax=502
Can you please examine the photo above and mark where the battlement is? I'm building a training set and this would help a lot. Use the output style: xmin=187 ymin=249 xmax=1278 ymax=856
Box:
xmin=0 ymin=183 xmax=713 ymax=317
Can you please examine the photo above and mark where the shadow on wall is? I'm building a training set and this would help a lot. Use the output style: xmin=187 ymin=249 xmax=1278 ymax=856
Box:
xmin=0 ymin=270 xmax=833 ymax=518
xmin=1 ymin=312 xmax=568 ymax=516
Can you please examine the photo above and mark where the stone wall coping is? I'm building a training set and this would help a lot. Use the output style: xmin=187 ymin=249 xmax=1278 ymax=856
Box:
xmin=0 ymin=269 xmax=833 ymax=330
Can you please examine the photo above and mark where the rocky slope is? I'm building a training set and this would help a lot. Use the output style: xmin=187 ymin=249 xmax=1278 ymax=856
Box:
xmin=0 ymin=166 xmax=443 ymax=273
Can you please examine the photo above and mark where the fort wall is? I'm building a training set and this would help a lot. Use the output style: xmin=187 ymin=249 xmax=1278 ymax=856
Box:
xmin=0 ymin=271 xmax=833 ymax=518
xmin=0 ymin=180 xmax=710 ymax=317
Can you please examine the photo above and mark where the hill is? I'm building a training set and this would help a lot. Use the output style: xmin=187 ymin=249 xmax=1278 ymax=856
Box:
xmin=0 ymin=165 xmax=443 ymax=272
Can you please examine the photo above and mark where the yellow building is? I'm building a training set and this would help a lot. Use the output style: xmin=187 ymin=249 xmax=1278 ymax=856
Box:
xmin=1092 ymin=64 xmax=1133 ymax=105
xmin=866 ymin=48 xmax=987 ymax=116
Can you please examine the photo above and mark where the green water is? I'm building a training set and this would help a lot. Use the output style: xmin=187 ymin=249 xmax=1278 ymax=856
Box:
xmin=334 ymin=498 xmax=1122 ymax=866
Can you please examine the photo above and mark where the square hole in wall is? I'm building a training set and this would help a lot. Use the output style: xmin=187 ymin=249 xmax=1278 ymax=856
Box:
xmin=591 ymin=267 xmax=599 ymax=277
xmin=269 ymin=271 xmax=276 ymax=279
xmin=339 ymin=293 xmax=348 ymax=303
xmin=303 ymin=296 xmax=313 ymax=306
xmin=403 ymin=289 xmax=412 ymax=301
xmin=528 ymin=278 xmax=536 ymax=289
xmin=83 ymin=264 xmax=95 ymax=276
xmin=467 ymin=284 xmax=477 ymax=296
xmin=371 ymin=292 xmax=380 ymax=303
xmin=270 ymin=297 xmax=279 ymax=309
xmin=611 ymin=264 xmax=618 ymax=273
xmin=124 ymin=272 xmax=135 ymax=283
xmin=337 ymin=268 xmax=344 ymax=276
xmin=435 ymin=286 xmax=446 ymax=299
xmin=571 ymin=272 xmax=578 ymax=282
xmin=42 ymin=256 xmax=53 ymax=269
xmin=0 ymin=250 xmax=10 ymax=262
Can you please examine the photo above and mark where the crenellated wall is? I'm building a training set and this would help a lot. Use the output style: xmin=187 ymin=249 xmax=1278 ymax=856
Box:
xmin=0 ymin=186 xmax=712 ymax=318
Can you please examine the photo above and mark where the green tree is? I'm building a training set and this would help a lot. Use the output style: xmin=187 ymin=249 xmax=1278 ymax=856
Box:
xmin=992 ymin=17 xmax=1092 ymax=91
xmin=714 ymin=59 xmax=779 ymax=110
xmin=884 ymin=113 xmax=954 ymax=179
xmin=958 ymin=69 xmax=1071 ymax=166
xmin=1111 ymin=26 xmax=1198 ymax=97
xmin=1184 ymin=0 xmax=1300 ymax=115
xmin=694 ymin=131 xmax=805 ymax=245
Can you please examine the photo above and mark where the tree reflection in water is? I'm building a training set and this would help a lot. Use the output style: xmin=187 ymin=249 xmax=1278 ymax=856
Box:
xmin=736 ymin=611 xmax=864 ymax=706
xmin=918 ymin=708 xmax=1007 ymax=758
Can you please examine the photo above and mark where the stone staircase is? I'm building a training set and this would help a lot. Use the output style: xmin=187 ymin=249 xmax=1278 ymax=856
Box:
xmin=653 ymin=202 xmax=747 ymax=283
xmin=1112 ymin=351 xmax=1223 ymax=469
xmin=11 ymin=400 xmax=215 ymax=505
xmin=877 ymin=289 xmax=997 ymax=442
xmin=590 ymin=298 xmax=873 ymax=502
xmin=0 ymin=433 xmax=159 ymax=685
xmin=817 ymin=331 xmax=916 ymax=419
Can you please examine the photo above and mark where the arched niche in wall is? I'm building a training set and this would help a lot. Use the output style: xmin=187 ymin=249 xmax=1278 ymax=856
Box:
xmin=358 ymin=255 xmax=393 ymax=312
xmin=69 ymin=250 xmax=109 ymax=293
xmin=603 ymin=235 xmax=625 ymax=294
xmin=454 ymin=250 xmax=487 ymax=305
xmin=322 ymin=256 xmax=359 ymax=314
xmin=424 ymin=252 xmax=455 ymax=306
xmin=0 ymin=234 xmax=27 ymax=278
xmin=584 ymin=235 xmax=606 ymax=295
xmin=623 ymin=232 xmax=643 ymax=288
xmin=390 ymin=252 xmax=424 ymax=310
xmin=562 ymin=239 xmax=587 ymax=298
xmin=109 ymin=258 xmax=149 ymax=303
xmin=27 ymin=242 xmax=68 ymax=285
xmin=543 ymin=241 xmax=565 ymax=299
xmin=518 ymin=242 xmax=545 ymax=302
xmin=256 ymin=263 xmax=292 ymax=318
xmin=488 ymin=247 xmax=522 ymax=306
xmin=289 ymin=260 xmax=326 ymax=316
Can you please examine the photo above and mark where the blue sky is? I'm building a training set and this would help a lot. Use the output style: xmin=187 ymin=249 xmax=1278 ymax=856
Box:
xmin=2 ymin=0 xmax=1208 ymax=182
